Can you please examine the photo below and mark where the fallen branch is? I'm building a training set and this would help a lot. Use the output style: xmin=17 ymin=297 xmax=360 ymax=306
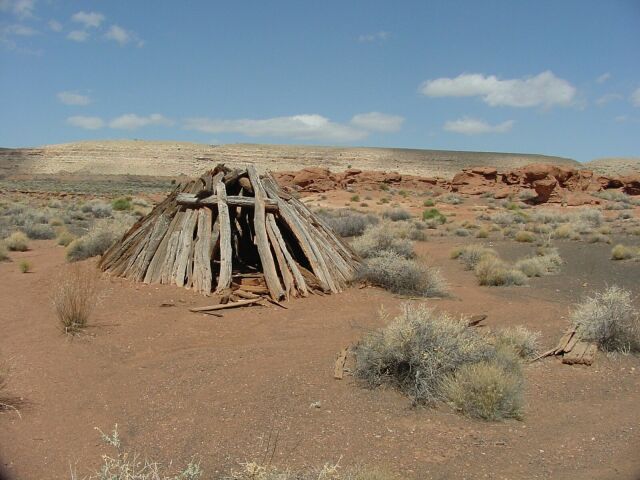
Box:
xmin=189 ymin=297 xmax=265 ymax=312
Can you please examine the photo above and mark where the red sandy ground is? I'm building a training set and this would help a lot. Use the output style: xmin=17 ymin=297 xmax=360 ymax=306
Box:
xmin=1 ymin=235 xmax=639 ymax=480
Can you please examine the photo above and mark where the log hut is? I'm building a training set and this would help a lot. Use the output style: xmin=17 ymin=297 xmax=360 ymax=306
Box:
xmin=99 ymin=164 xmax=361 ymax=301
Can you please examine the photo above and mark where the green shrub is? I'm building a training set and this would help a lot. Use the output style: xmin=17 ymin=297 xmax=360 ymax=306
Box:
xmin=111 ymin=197 xmax=132 ymax=211
xmin=5 ymin=232 xmax=28 ymax=251
xmin=423 ymin=199 xmax=435 ymax=207
xmin=422 ymin=208 xmax=446 ymax=224
xmin=358 ymin=251 xmax=447 ymax=297
xmin=571 ymin=286 xmax=639 ymax=352
xmin=350 ymin=194 xmax=360 ymax=202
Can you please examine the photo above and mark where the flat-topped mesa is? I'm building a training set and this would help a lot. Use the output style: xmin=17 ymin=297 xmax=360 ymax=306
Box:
xmin=99 ymin=164 xmax=361 ymax=300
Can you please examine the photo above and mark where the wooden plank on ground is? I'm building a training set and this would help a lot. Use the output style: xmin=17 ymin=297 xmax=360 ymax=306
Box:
xmin=189 ymin=297 xmax=265 ymax=312
xmin=562 ymin=341 xmax=590 ymax=365
xmin=554 ymin=329 xmax=576 ymax=354
xmin=334 ymin=348 xmax=349 ymax=379
xmin=564 ymin=332 xmax=580 ymax=354
xmin=580 ymin=343 xmax=598 ymax=366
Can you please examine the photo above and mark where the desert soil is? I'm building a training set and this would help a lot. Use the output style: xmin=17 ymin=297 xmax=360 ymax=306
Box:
xmin=1 ymin=233 xmax=639 ymax=479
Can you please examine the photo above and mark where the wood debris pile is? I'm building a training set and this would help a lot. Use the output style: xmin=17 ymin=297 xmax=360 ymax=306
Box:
xmin=536 ymin=327 xmax=598 ymax=365
xmin=99 ymin=164 xmax=361 ymax=302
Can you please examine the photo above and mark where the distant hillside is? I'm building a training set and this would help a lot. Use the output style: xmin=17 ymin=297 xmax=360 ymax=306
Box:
xmin=584 ymin=157 xmax=639 ymax=177
xmin=0 ymin=140 xmax=580 ymax=179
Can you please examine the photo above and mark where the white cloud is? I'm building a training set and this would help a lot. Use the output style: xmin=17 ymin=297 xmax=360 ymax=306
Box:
xmin=614 ymin=115 xmax=628 ymax=123
xmin=109 ymin=113 xmax=173 ymax=130
xmin=184 ymin=114 xmax=369 ymax=142
xmin=2 ymin=24 xmax=38 ymax=36
xmin=420 ymin=71 xmax=576 ymax=108
xmin=358 ymin=31 xmax=389 ymax=43
xmin=67 ymin=30 xmax=88 ymax=42
xmin=67 ymin=116 xmax=104 ymax=130
xmin=596 ymin=73 xmax=611 ymax=84
xmin=595 ymin=93 xmax=623 ymax=106
xmin=57 ymin=91 xmax=91 ymax=106
xmin=105 ymin=24 xmax=143 ymax=47
xmin=350 ymin=112 xmax=404 ymax=132
xmin=0 ymin=0 xmax=35 ymax=18
xmin=443 ymin=116 xmax=514 ymax=135
xmin=71 ymin=11 xmax=105 ymax=29
xmin=631 ymin=87 xmax=640 ymax=107
xmin=48 ymin=19 xmax=63 ymax=32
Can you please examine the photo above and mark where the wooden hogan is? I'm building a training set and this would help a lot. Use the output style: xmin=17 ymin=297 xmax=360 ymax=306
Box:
xmin=99 ymin=165 xmax=361 ymax=304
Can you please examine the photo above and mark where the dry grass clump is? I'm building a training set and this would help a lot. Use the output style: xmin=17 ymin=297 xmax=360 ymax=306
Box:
xmin=571 ymin=286 xmax=639 ymax=352
xmin=382 ymin=208 xmax=412 ymax=222
xmin=52 ymin=263 xmax=101 ymax=334
xmin=351 ymin=223 xmax=415 ymax=259
xmin=611 ymin=244 xmax=640 ymax=261
xmin=495 ymin=326 xmax=540 ymax=359
xmin=0 ymin=242 xmax=8 ymax=261
xmin=56 ymin=229 xmax=76 ymax=247
xmin=450 ymin=244 xmax=498 ymax=270
xmin=358 ymin=251 xmax=447 ymax=297
xmin=475 ymin=228 xmax=489 ymax=238
xmin=19 ymin=260 xmax=31 ymax=273
xmin=354 ymin=305 xmax=525 ymax=420
xmin=515 ymin=248 xmax=562 ymax=278
xmin=6 ymin=231 xmax=29 ymax=251
xmin=587 ymin=233 xmax=611 ymax=244
xmin=514 ymin=230 xmax=536 ymax=243
xmin=82 ymin=200 xmax=113 ymax=218
xmin=438 ymin=193 xmax=463 ymax=205
xmin=442 ymin=357 xmax=523 ymax=421
xmin=317 ymin=208 xmax=379 ymax=237
xmin=490 ymin=212 xmax=525 ymax=226
xmin=475 ymin=256 xmax=527 ymax=286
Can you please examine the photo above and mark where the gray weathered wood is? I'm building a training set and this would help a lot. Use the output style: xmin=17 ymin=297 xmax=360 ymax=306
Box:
xmin=215 ymin=181 xmax=233 ymax=293
xmin=177 ymin=193 xmax=278 ymax=211
xmin=192 ymin=207 xmax=213 ymax=295
xmin=247 ymin=165 xmax=285 ymax=300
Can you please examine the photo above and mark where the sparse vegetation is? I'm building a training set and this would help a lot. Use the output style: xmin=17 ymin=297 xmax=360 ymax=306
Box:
xmin=21 ymin=222 xmax=56 ymax=240
xmin=383 ymin=208 xmax=412 ymax=222
xmin=52 ymin=263 xmax=101 ymax=335
xmin=515 ymin=248 xmax=562 ymax=277
xmin=318 ymin=209 xmax=379 ymax=237
xmin=422 ymin=208 xmax=446 ymax=224
xmin=56 ymin=229 xmax=76 ymax=247
xmin=353 ymin=304 xmax=525 ymax=419
xmin=571 ymin=286 xmax=639 ymax=352
xmin=19 ymin=260 xmax=31 ymax=273
xmin=358 ymin=251 xmax=447 ymax=297
xmin=514 ymin=230 xmax=535 ymax=243
xmin=66 ymin=219 xmax=131 ymax=262
xmin=611 ymin=244 xmax=639 ymax=260
xmin=474 ymin=256 xmax=527 ymax=286
xmin=495 ymin=326 xmax=540 ymax=359
xmin=6 ymin=231 xmax=29 ymax=251
xmin=351 ymin=223 xmax=415 ymax=259
xmin=450 ymin=244 xmax=497 ymax=270
xmin=111 ymin=197 xmax=132 ymax=211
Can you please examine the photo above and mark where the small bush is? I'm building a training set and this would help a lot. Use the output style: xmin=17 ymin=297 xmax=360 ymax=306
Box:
xmin=350 ymin=194 xmax=360 ymax=202
xmin=6 ymin=232 xmax=29 ymax=251
xmin=66 ymin=220 xmax=128 ymax=262
xmin=443 ymin=360 xmax=523 ymax=420
xmin=21 ymin=222 xmax=56 ymax=240
xmin=491 ymin=212 xmax=525 ymax=225
xmin=571 ymin=286 xmax=639 ymax=352
xmin=358 ymin=251 xmax=447 ymax=297
xmin=439 ymin=194 xmax=462 ymax=205
xmin=495 ymin=326 xmax=540 ymax=359
xmin=454 ymin=228 xmax=470 ymax=237
xmin=611 ymin=244 xmax=638 ymax=260
xmin=318 ymin=209 xmax=379 ymax=237
xmin=383 ymin=208 xmax=412 ymax=222
xmin=423 ymin=199 xmax=435 ymax=207
xmin=351 ymin=224 xmax=415 ymax=259
xmin=111 ymin=197 xmax=132 ymax=211
xmin=19 ymin=260 xmax=30 ymax=273
xmin=422 ymin=208 xmax=446 ymax=224
xmin=56 ymin=229 xmax=76 ymax=247
xmin=0 ymin=242 xmax=8 ymax=261
xmin=514 ymin=230 xmax=535 ymax=243
xmin=49 ymin=216 xmax=64 ymax=226
xmin=52 ymin=264 xmax=101 ymax=334
xmin=450 ymin=244 xmax=497 ymax=270
xmin=475 ymin=256 xmax=527 ymax=286
xmin=515 ymin=249 xmax=562 ymax=278
xmin=354 ymin=304 xmax=494 ymax=405
xmin=475 ymin=228 xmax=489 ymax=238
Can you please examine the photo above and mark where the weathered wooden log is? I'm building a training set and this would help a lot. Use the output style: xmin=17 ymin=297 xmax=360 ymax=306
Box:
xmin=177 ymin=193 xmax=278 ymax=211
xmin=215 ymin=180 xmax=233 ymax=293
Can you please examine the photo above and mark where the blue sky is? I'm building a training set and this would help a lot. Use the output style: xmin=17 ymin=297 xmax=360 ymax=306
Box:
xmin=1 ymin=0 xmax=639 ymax=162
